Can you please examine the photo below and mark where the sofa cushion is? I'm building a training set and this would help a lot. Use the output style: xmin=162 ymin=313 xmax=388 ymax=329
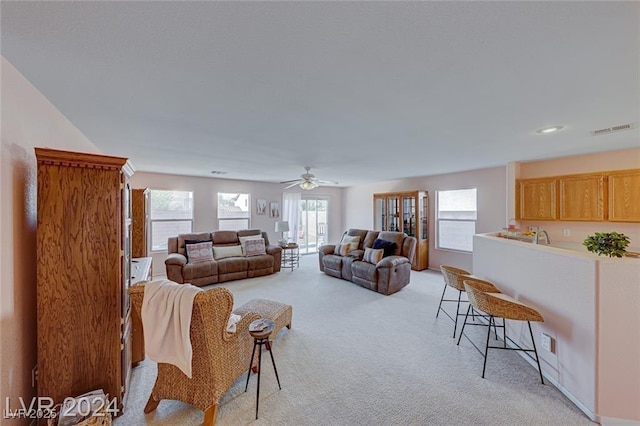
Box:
xmin=213 ymin=245 xmax=244 ymax=260
xmin=212 ymin=230 xmax=240 ymax=246
xmin=363 ymin=231 xmax=380 ymax=249
xmin=373 ymin=238 xmax=397 ymax=258
xmin=183 ymin=261 xmax=218 ymax=282
xmin=363 ymin=247 xmax=384 ymax=264
xmin=247 ymin=254 xmax=273 ymax=271
xmin=185 ymin=241 xmax=214 ymax=263
xmin=352 ymin=260 xmax=378 ymax=282
xmin=217 ymin=257 xmax=248 ymax=275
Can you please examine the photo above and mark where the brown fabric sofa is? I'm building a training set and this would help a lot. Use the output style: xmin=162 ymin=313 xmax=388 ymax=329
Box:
xmin=318 ymin=229 xmax=417 ymax=295
xmin=165 ymin=229 xmax=282 ymax=286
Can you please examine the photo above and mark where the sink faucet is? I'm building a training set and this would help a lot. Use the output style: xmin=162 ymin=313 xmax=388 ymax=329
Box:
xmin=535 ymin=229 xmax=551 ymax=245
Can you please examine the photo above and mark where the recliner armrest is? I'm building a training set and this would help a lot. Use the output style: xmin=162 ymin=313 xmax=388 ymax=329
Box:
xmin=376 ymin=255 xmax=409 ymax=268
xmin=265 ymin=244 xmax=283 ymax=256
xmin=319 ymin=245 xmax=336 ymax=255
xmin=165 ymin=252 xmax=187 ymax=266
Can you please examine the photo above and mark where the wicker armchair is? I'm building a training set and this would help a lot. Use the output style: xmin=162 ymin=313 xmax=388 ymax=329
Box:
xmin=463 ymin=279 xmax=545 ymax=384
xmin=129 ymin=284 xmax=261 ymax=425
xmin=437 ymin=266 xmax=501 ymax=338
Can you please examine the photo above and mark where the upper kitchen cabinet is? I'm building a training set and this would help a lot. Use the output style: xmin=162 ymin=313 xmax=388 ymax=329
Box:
xmin=559 ymin=173 xmax=606 ymax=221
xmin=516 ymin=178 xmax=558 ymax=220
xmin=608 ymin=169 xmax=640 ymax=222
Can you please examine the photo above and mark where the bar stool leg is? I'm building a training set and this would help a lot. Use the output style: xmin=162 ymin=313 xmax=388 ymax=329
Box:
xmin=528 ymin=321 xmax=545 ymax=385
xmin=456 ymin=305 xmax=472 ymax=346
xmin=452 ymin=290 xmax=462 ymax=338
xmin=435 ymin=283 xmax=447 ymax=318
xmin=482 ymin=316 xmax=494 ymax=378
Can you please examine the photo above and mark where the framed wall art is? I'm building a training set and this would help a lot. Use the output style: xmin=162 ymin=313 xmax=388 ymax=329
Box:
xmin=256 ymin=199 xmax=267 ymax=215
xmin=269 ymin=202 xmax=280 ymax=218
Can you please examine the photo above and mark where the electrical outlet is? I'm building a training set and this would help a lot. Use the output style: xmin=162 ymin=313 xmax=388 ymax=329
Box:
xmin=541 ymin=333 xmax=553 ymax=353
xmin=563 ymin=229 xmax=571 ymax=237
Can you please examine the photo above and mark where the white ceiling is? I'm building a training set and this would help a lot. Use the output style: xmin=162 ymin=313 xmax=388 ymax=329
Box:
xmin=2 ymin=1 xmax=639 ymax=187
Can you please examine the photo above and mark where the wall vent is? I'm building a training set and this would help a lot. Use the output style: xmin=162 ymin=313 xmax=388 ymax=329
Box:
xmin=590 ymin=122 xmax=636 ymax=136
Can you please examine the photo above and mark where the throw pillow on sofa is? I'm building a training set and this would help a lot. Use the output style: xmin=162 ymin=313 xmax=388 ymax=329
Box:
xmin=213 ymin=245 xmax=244 ymax=260
xmin=363 ymin=247 xmax=384 ymax=264
xmin=373 ymin=238 xmax=397 ymax=257
xmin=186 ymin=241 xmax=214 ymax=263
xmin=244 ymin=238 xmax=266 ymax=257
xmin=334 ymin=244 xmax=352 ymax=256
xmin=340 ymin=234 xmax=361 ymax=251
xmin=184 ymin=238 xmax=211 ymax=262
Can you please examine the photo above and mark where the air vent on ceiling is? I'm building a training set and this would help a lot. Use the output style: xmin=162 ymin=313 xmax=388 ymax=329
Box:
xmin=590 ymin=122 xmax=636 ymax=136
xmin=210 ymin=170 xmax=227 ymax=175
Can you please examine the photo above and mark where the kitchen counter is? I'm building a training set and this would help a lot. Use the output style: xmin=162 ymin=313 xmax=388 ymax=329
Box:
xmin=473 ymin=233 xmax=640 ymax=425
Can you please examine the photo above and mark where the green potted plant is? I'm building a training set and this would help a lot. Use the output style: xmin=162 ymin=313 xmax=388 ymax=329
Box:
xmin=583 ymin=232 xmax=630 ymax=257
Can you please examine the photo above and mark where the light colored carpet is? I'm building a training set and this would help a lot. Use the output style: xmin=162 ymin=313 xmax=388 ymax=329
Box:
xmin=115 ymin=255 xmax=594 ymax=425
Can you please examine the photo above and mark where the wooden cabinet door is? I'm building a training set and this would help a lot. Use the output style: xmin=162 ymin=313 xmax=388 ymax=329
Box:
xmin=609 ymin=170 xmax=640 ymax=222
xmin=517 ymin=178 xmax=558 ymax=220
xmin=559 ymin=174 xmax=606 ymax=221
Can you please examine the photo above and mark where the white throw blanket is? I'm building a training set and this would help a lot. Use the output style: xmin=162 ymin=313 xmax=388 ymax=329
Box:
xmin=141 ymin=280 xmax=203 ymax=378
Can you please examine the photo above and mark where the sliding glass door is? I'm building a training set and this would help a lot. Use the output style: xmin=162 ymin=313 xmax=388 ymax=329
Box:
xmin=298 ymin=197 xmax=328 ymax=254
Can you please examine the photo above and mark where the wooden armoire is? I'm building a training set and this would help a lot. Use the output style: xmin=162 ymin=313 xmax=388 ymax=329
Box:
xmin=35 ymin=148 xmax=134 ymax=409
xmin=131 ymin=188 xmax=150 ymax=258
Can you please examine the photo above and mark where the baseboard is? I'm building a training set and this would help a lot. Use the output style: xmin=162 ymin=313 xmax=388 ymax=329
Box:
xmin=504 ymin=339 xmax=599 ymax=422
xmin=599 ymin=416 xmax=640 ymax=426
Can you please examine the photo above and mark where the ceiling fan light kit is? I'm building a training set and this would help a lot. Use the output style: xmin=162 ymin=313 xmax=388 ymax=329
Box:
xmin=300 ymin=180 xmax=318 ymax=190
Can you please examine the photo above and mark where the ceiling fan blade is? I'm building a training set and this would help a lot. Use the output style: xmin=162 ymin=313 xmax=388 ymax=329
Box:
xmin=279 ymin=179 xmax=302 ymax=184
xmin=284 ymin=182 xmax=301 ymax=189
xmin=315 ymin=179 xmax=339 ymax=185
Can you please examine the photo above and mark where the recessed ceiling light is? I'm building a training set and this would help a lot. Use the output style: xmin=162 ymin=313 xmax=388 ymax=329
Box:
xmin=536 ymin=126 xmax=564 ymax=134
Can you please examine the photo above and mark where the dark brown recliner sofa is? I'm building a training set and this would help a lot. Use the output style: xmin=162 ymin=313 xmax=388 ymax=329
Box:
xmin=165 ymin=229 xmax=282 ymax=286
xmin=318 ymin=229 xmax=417 ymax=295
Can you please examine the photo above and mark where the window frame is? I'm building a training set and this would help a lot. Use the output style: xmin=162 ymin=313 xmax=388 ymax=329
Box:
xmin=435 ymin=188 xmax=478 ymax=253
xmin=149 ymin=189 xmax=194 ymax=253
xmin=217 ymin=192 xmax=251 ymax=231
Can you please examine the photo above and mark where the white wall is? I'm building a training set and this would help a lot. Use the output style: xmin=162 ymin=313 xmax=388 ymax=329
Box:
xmin=130 ymin=172 xmax=345 ymax=274
xmin=1 ymin=57 xmax=100 ymax=422
xmin=344 ymin=166 xmax=507 ymax=272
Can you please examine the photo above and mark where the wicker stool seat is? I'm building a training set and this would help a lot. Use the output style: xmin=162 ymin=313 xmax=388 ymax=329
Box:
xmin=233 ymin=298 xmax=293 ymax=340
xmin=436 ymin=266 xmax=501 ymax=338
xmin=463 ymin=279 xmax=545 ymax=384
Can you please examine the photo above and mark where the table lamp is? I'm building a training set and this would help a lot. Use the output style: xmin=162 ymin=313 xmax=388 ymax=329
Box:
xmin=275 ymin=221 xmax=289 ymax=247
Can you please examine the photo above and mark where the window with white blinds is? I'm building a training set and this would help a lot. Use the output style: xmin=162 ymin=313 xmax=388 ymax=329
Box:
xmin=436 ymin=188 xmax=477 ymax=252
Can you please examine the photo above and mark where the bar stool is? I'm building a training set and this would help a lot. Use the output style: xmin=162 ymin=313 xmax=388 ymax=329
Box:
xmin=437 ymin=266 xmax=501 ymax=338
xmin=456 ymin=277 xmax=505 ymax=349
xmin=463 ymin=280 xmax=545 ymax=384
xmin=245 ymin=318 xmax=282 ymax=419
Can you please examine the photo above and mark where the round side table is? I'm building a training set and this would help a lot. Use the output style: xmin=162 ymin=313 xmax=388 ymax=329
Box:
xmin=244 ymin=318 xmax=282 ymax=419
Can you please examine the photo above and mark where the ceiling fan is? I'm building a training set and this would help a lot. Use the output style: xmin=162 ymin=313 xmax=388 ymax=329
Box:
xmin=280 ymin=166 xmax=339 ymax=190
